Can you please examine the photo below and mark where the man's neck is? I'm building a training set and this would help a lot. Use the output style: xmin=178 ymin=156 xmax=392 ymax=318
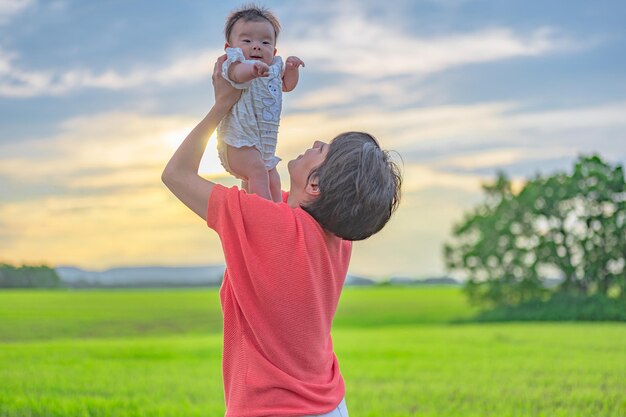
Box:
xmin=286 ymin=186 xmax=309 ymax=208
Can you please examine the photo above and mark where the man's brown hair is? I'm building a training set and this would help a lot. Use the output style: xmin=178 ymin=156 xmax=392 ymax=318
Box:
xmin=224 ymin=4 xmax=281 ymax=43
xmin=302 ymin=132 xmax=402 ymax=241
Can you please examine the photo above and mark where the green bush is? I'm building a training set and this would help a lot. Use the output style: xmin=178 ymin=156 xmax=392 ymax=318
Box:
xmin=471 ymin=293 xmax=626 ymax=322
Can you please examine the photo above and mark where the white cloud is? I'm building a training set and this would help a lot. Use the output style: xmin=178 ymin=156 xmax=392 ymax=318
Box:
xmin=0 ymin=49 xmax=14 ymax=73
xmin=401 ymin=163 xmax=485 ymax=194
xmin=280 ymin=7 xmax=572 ymax=80
xmin=0 ymin=0 xmax=33 ymax=25
xmin=505 ymin=102 xmax=626 ymax=131
xmin=280 ymin=7 xmax=580 ymax=110
xmin=282 ymin=100 xmax=626 ymax=155
xmin=432 ymin=148 xmax=554 ymax=170
xmin=0 ymin=3 xmax=578 ymax=98
xmin=0 ymin=47 xmax=222 ymax=97
xmin=8 ymin=97 xmax=609 ymax=185
xmin=0 ymin=111 xmax=227 ymax=184
xmin=290 ymin=79 xmax=418 ymax=110
xmin=279 ymin=101 xmax=516 ymax=157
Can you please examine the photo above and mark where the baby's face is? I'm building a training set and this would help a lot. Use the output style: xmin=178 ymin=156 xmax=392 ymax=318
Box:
xmin=227 ymin=19 xmax=276 ymax=66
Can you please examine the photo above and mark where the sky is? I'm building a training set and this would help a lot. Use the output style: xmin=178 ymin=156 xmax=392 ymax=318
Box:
xmin=1 ymin=0 xmax=625 ymax=278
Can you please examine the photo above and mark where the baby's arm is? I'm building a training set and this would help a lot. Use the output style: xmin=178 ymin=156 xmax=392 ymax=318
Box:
xmin=282 ymin=56 xmax=305 ymax=92
xmin=228 ymin=61 xmax=270 ymax=84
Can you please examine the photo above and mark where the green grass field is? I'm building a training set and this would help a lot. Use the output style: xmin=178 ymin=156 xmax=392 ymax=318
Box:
xmin=1 ymin=287 xmax=624 ymax=417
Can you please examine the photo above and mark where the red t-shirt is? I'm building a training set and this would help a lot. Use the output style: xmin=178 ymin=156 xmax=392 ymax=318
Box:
xmin=207 ymin=185 xmax=352 ymax=417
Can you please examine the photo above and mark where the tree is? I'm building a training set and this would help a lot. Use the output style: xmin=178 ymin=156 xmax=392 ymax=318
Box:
xmin=444 ymin=155 xmax=625 ymax=308
xmin=0 ymin=264 xmax=62 ymax=288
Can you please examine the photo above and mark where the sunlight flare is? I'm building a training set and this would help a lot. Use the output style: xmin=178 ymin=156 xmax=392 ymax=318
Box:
xmin=161 ymin=128 xmax=227 ymax=177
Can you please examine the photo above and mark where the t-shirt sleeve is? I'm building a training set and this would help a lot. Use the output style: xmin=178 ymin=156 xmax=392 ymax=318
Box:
xmin=207 ymin=185 xmax=297 ymax=251
xmin=222 ymin=47 xmax=252 ymax=89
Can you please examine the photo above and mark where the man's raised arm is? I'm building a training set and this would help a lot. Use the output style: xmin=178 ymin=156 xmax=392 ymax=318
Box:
xmin=162 ymin=55 xmax=241 ymax=220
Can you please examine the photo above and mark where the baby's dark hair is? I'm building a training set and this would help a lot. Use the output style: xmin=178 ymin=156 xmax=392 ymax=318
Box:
xmin=224 ymin=4 xmax=281 ymax=43
xmin=302 ymin=132 xmax=402 ymax=241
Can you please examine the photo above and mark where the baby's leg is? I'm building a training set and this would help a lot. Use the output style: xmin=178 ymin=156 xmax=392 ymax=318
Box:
xmin=226 ymin=145 xmax=272 ymax=200
xmin=269 ymin=168 xmax=282 ymax=203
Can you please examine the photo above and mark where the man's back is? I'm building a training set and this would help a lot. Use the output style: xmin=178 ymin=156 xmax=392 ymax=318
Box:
xmin=207 ymin=185 xmax=351 ymax=416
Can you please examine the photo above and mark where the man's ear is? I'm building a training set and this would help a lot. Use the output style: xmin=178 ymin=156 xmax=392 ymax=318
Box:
xmin=305 ymin=177 xmax=320 ymax=197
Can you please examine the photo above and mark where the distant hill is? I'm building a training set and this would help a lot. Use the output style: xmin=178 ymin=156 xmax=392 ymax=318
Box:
xmin=388 ymin=276 xmax=461 ymax=286
xmin=55 ymin=267 xmax=378 ymax=288
xmin=345 ymin=275 xmax=375 ymax=286
xmin=54 ymin=266 xmax=459 ymax=288
xmin=56 ymin=265 xmax=225 ymax=288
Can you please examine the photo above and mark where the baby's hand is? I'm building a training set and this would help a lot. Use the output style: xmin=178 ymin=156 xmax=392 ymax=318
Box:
xmin=285 ymin=56 xmax=305 ymax=71
xmin=250 ymin=61 xmax=270 ymax=78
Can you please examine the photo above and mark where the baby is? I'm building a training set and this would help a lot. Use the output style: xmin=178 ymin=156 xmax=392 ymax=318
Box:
xmin=217 ymin=5 xmax=304 ymax=202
